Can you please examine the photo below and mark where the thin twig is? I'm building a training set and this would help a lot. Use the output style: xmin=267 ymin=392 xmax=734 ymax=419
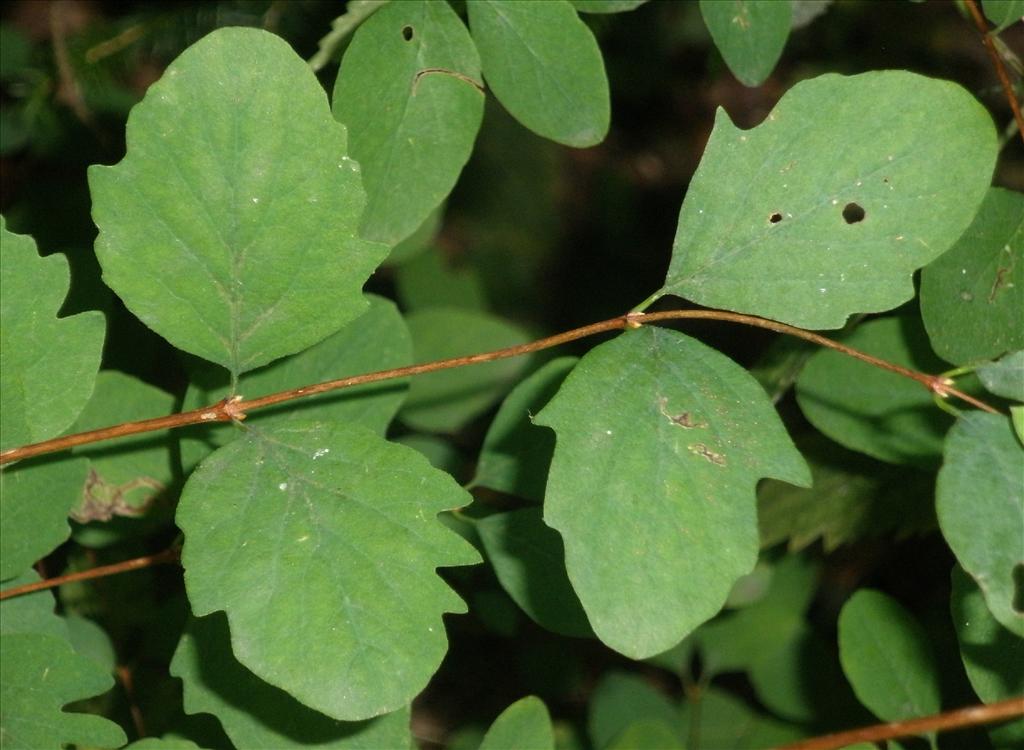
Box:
xmin=0 ymin=546 xmax=180 ymax=601
xmin=963 ymin=0 xmax=1024 ymax=145
xmin=773 ymin=696 xmax=1024 ymax=750
xmin=0 ymin=309 xmax=999 ymax=466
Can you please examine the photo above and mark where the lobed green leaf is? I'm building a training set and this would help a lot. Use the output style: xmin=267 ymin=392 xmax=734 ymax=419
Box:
xmin=0 ymin=217 xmax=104 ymax=451
xmin=0 ymin=634 xmax=127 ymax=750
xmin=653 ymin=72 xmax=996 ymax=329
xmin=537 ymin=326 xmax=809 ymax=657
xmin=177 ymin=421 xmax=480 ymax=720
xmin=90 ymin=28 xmax=384 ymax=376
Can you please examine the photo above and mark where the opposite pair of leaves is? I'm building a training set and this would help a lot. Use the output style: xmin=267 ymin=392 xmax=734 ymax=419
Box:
xmin=333 ymin=0 xmax=610 ymax=246
xmin=0 ymin=575 xmax=127 ymax=749
xmin=179 ymin=294 xmax=411 ymax=472
xmin=648 ymin=71 xmax=995 ymax=330
xmin=90 ymin=28 xmax=385 ymax=379
xmin=1 ymin=220 xmax=103 ymax=581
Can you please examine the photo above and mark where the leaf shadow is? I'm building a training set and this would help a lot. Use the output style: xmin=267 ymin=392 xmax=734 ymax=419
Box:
xmin=184 ymin=610 xmax=400 ymax=743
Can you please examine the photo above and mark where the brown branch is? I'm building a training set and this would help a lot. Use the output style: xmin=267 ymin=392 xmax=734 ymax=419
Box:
xmin=0 ymin=309 xmax=999 ymax=466
xmin=774 ymin=696 xmax=1024 ymax=750
xmin=963 ymin=0 xmax=1024 ymax=145
xmin=0 ymin=546 xmax=180 ymax=601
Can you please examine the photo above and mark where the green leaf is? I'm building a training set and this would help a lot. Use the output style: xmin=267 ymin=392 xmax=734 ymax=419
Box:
xmin=0 ymin=217 xmax=104 ymax=451
xmin=0 ymin=633 xmax=127 ymax=750
xmin=89 ymin=28 xmax=384 ymax=376
xmin=758 ymin=433 xmax=935 ymax=552
xmin=171 ymin=611 xmax=413 ymax=749
xmin=0 ymin=571 xmax=67 ymax=639
xmin=606 ymin=719 xmax=684 ymax=750
xmin=177 ymin=421 xmax=480 ymax=720
xmin=679 ymin=688 xmax=806 ymax=745
xmin=700 ymin=0 xmax=791 ymax=87
xmin=179 ymin=295 xmax=411 ymax=471
xmin=537 ymin=326 xmax=809 ymax=658
xmin=399 ymin=308 xmax=531 ymax=433
xmin=749 ymin=626 xmax=865 ymax=724
xmin=69 ymin=371 xmax=176 ymax=544
xmin=587 ymin=672 xmax=682 ymax=750
xmin=936 ymin=412 xmax=1024 ymax=637
xmin=977 ymin=350 xmax=1024 ymax=402
xmin=384 ymin=205 xmax=443 ymax=267
xmin=1 ymin=455 xmax=89 ymax=581
xmin=476 ymin=508 xmax=592 ymax=638
xmin=308 ymin=0 xmax=390 ymax=72
xmin=950 ymin=565 xmax=1024 ymax=702
xmin=1013 ymin=405 xmax=1024 ymax=444
xmin=395 ymin=246 xmax=487 ymax=312
xmin=124 ymin=739 xmax=202 ymax=749
xmin=680 ymin=687 xmax=804 ymax=749
xmin=796 ymin=314 xmax=952 ymax=467
xmin=479 ymin=696 xmax=554 ymax=750
xmin=333 ymin=0 xmax=484 ymax=244
xmin=982 ymin=0 xmax=1024 ymax=31
xmin=651 ymin=72 xmax=996 ymax=329
xmin=838 ymin=589 xmax=941 ymax=722
xmin=919 ymin=187 xmax=1023 ymax=365
xmin=467 ymin=0 xmax=609 ymax=147
xmin=693 ymin=553 xmax=816 ymax=678
xmin=472 ymin=357 xmax=577 ymax=502
xmin=570 ymin=0 xmax=648 ymax=12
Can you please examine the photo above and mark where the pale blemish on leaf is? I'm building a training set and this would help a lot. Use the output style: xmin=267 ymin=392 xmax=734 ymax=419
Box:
xmin=689 ymin=443 xmax=726 ymax=466
xmin=657 ymin=397 xmax=707 ymax=429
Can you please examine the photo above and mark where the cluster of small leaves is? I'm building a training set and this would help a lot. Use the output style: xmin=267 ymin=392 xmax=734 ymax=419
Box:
xmin=1 ymin=1 xmax=1022 ymax=748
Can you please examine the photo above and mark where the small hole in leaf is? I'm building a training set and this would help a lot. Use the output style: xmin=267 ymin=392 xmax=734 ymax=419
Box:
xmin=1013 ymin=563 xmax=1024 ymax=613
xmin=401 ymin=25 xmax=414 ymax=41
xmin=842 ymin=202 xmax=865 ymax=224
xmin=769 ymin=212 xmax=783 ymax=224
